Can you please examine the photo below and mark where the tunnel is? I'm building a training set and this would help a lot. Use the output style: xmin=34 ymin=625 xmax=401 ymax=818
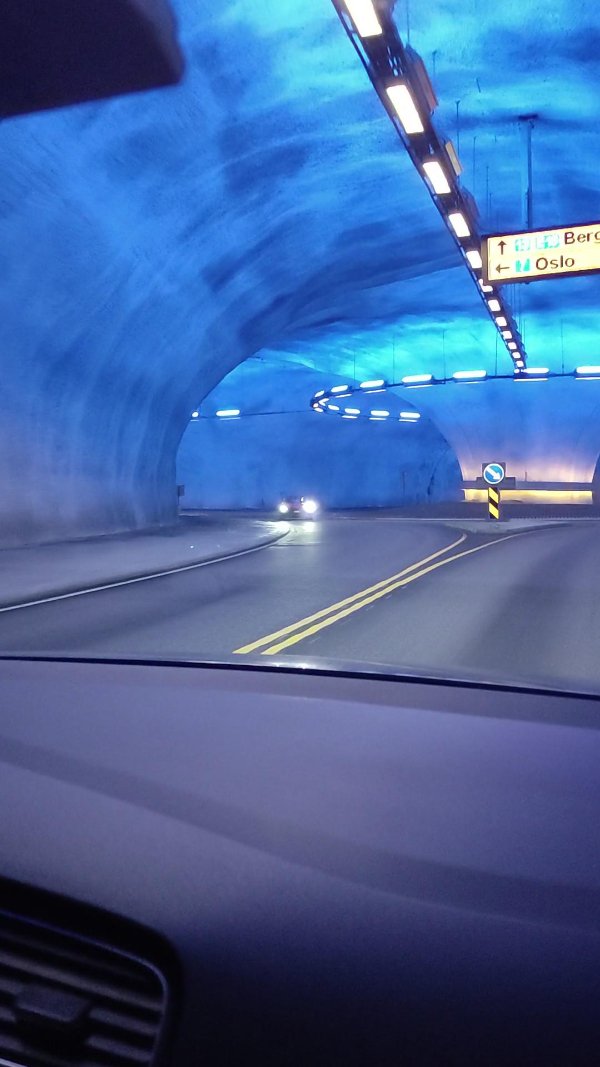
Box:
xmin=2 ymin=0 xmax=599 ymax=546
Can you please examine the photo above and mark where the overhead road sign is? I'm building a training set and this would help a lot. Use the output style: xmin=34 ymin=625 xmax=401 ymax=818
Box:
xmin=482 ymin=221 xmax=600 ymax=284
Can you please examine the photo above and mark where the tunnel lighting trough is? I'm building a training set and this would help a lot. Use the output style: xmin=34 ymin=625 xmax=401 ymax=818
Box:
xmin=344 ymin=0 xmax=382 ymax=37
xmin=191 ymin=411 xmax=199 ymax=418
xmin=466 ymin=250 xmax=483 ymax=269
xmin=331 ymin=1 xmax=528 ymax=371
xmin=508 ymin=342 xmax=517 ymax=350
xmin=385 ymin=84 xmax=424 ymax=134
xmin=501 ymin=330 xmax=512 ymax=340
xmin=314 ymin=389 xmax=325 ymax=397
xmin=495 ymin=316 xmax=507 ymax=328
xmin=448 ymin=212 xmax=470 ymax=238
xmin=216 ymin=409 xmax=240 ymax=417
xmin=422 ymin=160 xmax=451 ymax=194
xmin=308 ymin=356 xmax=600 ymax=430
xmin=487 ymin=299 xmax=501 ymax=313
xmin=331 ymin=384 xmax=350 ymax=393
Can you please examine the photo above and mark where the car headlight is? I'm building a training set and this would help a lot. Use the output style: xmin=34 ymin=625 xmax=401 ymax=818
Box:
xmin=278 ymin=502 xmax=289 ymax=514
xmin=301 ymin=498 xmax=318 ymax=515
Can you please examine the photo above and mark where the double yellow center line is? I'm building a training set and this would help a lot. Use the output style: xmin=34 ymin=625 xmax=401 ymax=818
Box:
xmin=234 ymin=527 xmax=531 ymax=657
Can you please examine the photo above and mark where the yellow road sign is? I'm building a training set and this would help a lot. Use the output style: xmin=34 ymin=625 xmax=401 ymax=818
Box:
xmin=482 ymin=222 xmax=600 ymax=284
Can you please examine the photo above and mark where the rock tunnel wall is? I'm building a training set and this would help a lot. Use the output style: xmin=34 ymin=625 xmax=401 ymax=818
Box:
xmin=0 ymin=0 xmax=464 ymax=547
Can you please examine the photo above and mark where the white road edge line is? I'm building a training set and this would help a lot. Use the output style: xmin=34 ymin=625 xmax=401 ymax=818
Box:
xmin=0 ymin=526 xmax=290 ymax=614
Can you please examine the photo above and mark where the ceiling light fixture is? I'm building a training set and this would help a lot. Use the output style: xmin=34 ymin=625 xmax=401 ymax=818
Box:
xmin=422 ymin=159 xmax=451 ymax=194
xmin=344 ymin=0 xmax=382 ymax=37
xmin=466 ymin=249 xmax=483 ymax=269
xmin=386 ymin=84 xmax=424 ymax=135
xmin=402 ymin=373 xmax=433 ymax=384
xmin=448 ymin=212 xmax=470 ymax=238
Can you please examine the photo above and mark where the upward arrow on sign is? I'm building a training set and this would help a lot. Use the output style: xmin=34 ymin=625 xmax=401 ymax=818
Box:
xmin=498 ymin=239 xmax=506 ymax=253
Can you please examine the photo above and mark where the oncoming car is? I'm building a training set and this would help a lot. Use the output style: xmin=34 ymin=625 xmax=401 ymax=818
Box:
xmin=277 ymin=495 xmax=320 ymax=518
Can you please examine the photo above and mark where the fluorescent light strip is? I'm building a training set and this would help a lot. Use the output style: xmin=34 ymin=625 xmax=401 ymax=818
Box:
xmin=423 ymin=160 xmax=451 ymax=194
xmin=525 ymin=367 xmax=550 ymax=376
xmin=453 ymin=370 xmax=487 ymax=380
xmin=340 ymin=18 xmax=519 ymax=379
xmin=371 ymin=409 xmax=390 ymax=417
xmin=345 ymin=407 xmax=361 ymax=415
xmin=386 ymin=84 xmax=424 ymax=135
xmin=345 ymin=0 xmax=383 ymax=37
xmin=402 ymin=373 xmax=433 ymax=384
xmin=448 ymin=212 xmax=470 ymax=238
xmin=495 ymin=316 xmax=507 ymax=328
xmin=466 ymin=249 xmax=482 ymax=269
xmin=400 ymin=411 xmax=421 ymax=420
xmin=216 ymin=409 xmax=240 ymax=417
xmin=576 ymin=365 xmax=600 ymax=375
xmin=360 ymin=379 xmax=385 ymax=389
xmin=331 ymin=384 xmax=350 ymax=393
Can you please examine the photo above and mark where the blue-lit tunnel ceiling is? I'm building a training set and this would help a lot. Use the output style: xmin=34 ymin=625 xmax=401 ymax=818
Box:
xmin=1 ymin=0 xmax=600 ymax=544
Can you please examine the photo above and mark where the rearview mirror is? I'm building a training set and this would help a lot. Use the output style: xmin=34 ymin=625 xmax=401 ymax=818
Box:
xmin=1 ymin=0 xmax=184 ymax=119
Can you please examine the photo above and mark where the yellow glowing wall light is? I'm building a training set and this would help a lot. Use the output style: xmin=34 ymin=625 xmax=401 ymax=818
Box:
xmin=464 ymin=489 xmax=593 ymax=505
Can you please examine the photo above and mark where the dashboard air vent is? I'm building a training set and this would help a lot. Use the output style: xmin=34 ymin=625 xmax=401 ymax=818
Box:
xmin=0 ymin=910 xmax=167 ymax=1066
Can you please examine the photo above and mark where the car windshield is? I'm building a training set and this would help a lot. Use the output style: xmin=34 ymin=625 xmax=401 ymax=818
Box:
xmin=1 ymin=0 xmax=599 ymax=695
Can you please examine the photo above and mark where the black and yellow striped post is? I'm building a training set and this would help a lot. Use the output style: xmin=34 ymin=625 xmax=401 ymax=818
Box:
xmin=488 ymin=486 xmax=501 ymax=520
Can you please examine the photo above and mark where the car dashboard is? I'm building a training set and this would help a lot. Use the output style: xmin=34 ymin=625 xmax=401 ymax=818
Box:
xmin=0 ymin=655 xmax=599 ymax=1065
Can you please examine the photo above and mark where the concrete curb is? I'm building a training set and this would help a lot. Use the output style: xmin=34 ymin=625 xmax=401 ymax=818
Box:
xmin=0 ymin=524 xmax=290 ymax=612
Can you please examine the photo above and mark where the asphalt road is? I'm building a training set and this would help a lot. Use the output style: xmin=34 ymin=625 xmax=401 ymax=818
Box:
xmin=1 ymin=517 xmax=600 ymax=692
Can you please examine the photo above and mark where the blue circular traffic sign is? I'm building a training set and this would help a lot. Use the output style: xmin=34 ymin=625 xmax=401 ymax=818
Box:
xmin=483 ymin=462 xmax=505 ymax=485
